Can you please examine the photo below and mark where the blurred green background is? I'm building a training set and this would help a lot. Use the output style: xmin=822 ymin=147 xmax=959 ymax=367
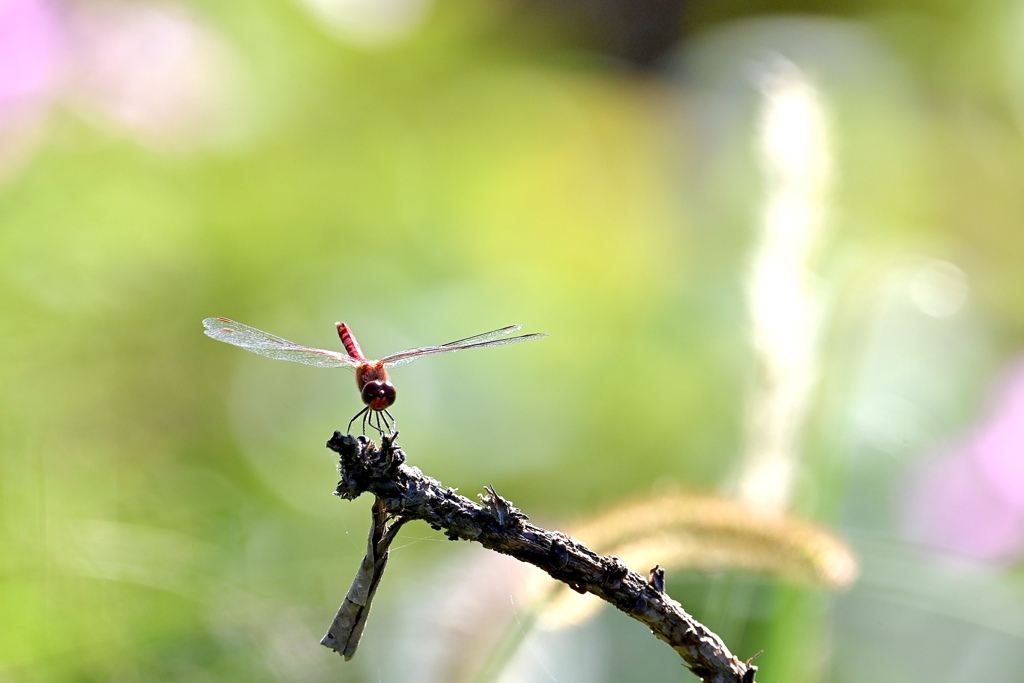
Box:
xmin=3 ymin=0 xmax=1024 ymax=681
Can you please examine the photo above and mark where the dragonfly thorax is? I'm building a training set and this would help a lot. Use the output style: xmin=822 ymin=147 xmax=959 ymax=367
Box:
xmin=355 ymin=361 xmax=394 ymax=410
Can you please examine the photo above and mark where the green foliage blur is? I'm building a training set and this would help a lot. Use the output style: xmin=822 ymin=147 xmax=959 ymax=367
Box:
xmin=3 ymin=0 xmax=1024 ymax=681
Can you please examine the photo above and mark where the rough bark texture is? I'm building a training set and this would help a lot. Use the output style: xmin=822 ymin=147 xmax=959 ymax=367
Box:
xmin=323 ymin=432 xmax=757 ymax=683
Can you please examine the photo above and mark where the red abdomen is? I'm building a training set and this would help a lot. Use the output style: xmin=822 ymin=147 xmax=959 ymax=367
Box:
xmin=336 ymin=322 xmax=366 ymax=361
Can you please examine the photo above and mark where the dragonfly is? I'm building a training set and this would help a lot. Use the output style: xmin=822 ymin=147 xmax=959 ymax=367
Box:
xmin=202 ymin=317 xmax=547 ymax=435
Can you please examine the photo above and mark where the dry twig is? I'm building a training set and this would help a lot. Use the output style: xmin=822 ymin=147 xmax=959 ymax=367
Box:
xmin=320 ymin=432 xmax=757 ymax=683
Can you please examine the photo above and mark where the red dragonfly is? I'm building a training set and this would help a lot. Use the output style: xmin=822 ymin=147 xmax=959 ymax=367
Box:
xmin=203 ymin=317 xmax=547 ymax=435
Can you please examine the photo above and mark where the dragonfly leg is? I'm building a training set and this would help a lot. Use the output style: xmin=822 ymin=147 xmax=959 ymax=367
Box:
xmin=368 ymin=409 xmax=396 ymax=437
xmin=348 ymin=407 xmax=369 ymax=435
xmin=373 ymin=409 xmax=395 ymax=436
xmin=369 ymin=410 xmax=387 ymax=436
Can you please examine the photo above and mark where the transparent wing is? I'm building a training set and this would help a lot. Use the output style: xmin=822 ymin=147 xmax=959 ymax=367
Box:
xmin=202 ymin=317 xmax=358 ymax=369
xmin=439 ymin=324 xmax=523 ymax=347
xmin=381 ymin=325 xmax=547 ymax=369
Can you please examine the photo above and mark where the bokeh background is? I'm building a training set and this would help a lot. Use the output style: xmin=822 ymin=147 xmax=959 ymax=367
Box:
xmin=3 ymin=0 xmax=1024 ymax=681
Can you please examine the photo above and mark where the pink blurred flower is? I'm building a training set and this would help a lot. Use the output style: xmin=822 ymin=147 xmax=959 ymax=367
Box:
xmin=903 ymin=360 xmax=1024 ymax=562
xmin=0 ymin=0 xmax=63 ymax=104
xmin=0 ymin=0 xmax=242 ymax=178
xmin=973 ymin=364 xmax=1024 ymax=513
xmin=0 ymin=0 xmax=64 ymax=178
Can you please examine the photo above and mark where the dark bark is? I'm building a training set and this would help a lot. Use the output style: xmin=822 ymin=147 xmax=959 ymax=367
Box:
xmin=320 ymin=432 xmax=757 ymax=683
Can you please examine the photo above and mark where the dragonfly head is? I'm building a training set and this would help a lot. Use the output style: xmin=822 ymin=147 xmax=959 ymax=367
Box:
xmin=361 ymin=380 xmax=396 ymax=411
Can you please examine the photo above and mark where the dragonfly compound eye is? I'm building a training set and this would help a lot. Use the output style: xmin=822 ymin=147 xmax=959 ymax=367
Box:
xmin=361 ymin=380 xmax=397 ymax=411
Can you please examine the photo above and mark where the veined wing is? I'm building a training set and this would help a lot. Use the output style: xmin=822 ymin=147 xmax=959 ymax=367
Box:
xmin=203 ymin=317 xmax=358 ymax=369
xmin=440 ymin=324 xmax=523 ymax=347
xmin=382 ymin=325 xmax=547 ymax=369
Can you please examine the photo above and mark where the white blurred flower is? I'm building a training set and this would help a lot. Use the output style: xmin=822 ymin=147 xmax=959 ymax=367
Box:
xmin=66 ymin=1 xmax=246 ymax=150
xmin=294 ymin=0 xmax=430 ymax=46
